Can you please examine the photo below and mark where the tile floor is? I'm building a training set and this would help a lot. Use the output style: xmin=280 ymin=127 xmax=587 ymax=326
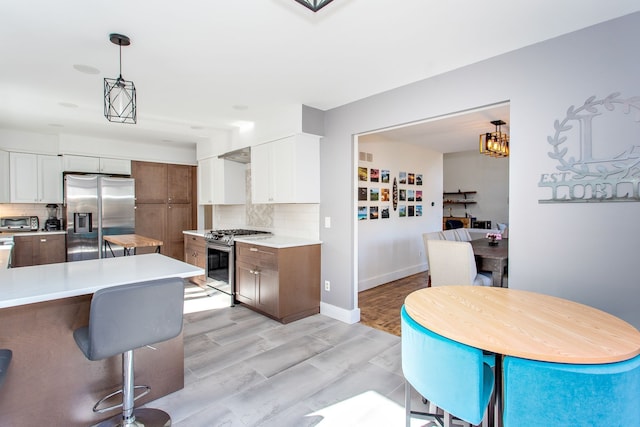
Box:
xmin=148 ymin=285 xmax=445 ymax=427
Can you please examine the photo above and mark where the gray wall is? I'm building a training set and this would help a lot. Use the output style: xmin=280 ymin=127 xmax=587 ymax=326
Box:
xmin=320 ymin=12 xmax=640 ymax=327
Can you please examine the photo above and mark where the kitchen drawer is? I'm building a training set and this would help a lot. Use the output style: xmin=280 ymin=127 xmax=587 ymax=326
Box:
xmin=236 ymin=242 xmax=277 ymax=269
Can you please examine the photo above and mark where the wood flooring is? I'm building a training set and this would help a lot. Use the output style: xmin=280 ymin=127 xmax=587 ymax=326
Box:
xmin=358 ymin=272 xmax=429 ymax=336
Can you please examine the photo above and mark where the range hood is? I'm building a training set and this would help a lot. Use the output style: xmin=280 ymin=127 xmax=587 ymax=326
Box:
xmin=218 ymin=147 xmax=251 ymax=164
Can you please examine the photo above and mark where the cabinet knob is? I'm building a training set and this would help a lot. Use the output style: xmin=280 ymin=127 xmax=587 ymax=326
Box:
xmin=40 ymin=238 xmax=47 ymax=242
xmin=249 ymin=247 xmax=258 ymax=252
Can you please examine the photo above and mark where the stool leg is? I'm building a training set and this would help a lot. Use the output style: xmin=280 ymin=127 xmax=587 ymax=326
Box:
xmin=122 ymin=350 xmax=135 ymax=425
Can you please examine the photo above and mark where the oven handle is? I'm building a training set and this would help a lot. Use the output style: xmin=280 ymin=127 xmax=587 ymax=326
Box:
xmin=206 ymin=242 xmax=233 ymax=252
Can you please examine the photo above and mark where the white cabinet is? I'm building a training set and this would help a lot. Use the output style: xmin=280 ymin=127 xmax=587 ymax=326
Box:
xmin=9 ymin=152 xmax=63 ymax=203
xmin=251 ymin=134 xmax=320 ymax=204
xmin=198 ymin=157 xmax=246 ymax=205
xmin=0 ymin=150 xmax=9 ymax=202
xmin=62 ymin=155 xmax=131 ymax=175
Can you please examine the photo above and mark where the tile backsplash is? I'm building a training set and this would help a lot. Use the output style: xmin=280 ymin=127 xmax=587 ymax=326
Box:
xmin=0 ymin=203 xmax=58 ymax=230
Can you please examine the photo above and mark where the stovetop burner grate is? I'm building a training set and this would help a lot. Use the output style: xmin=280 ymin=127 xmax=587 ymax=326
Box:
xmin=204 ymin=229 xmax=271 ymax=244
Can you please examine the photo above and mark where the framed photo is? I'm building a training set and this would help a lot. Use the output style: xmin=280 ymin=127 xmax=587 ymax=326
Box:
xmin=381 ymin=170 xmax=390 ymax=183
xmin=408 ymin=205 xmax=415 ymax=217
xmin=416 ymin=190 xmax=423 ymax=202
xmin=358 ymin=167 xmax=368 ymax=181
xmin=358 ymin=206 xmax=367 ymax=220
xmin=381 ymin=206 xmax=390 ymax=219
xmin=399 ymin=172 xmax=407 ymax=184
xmin=370 ymin=188 xmax=379 ymax=201
xmin=358 ymin=187 xmax=368 ymax=201
xmin=408 ymin=190 xmax=414 ymax=202
xmin=416 ymin=205 xmax=423 ymax=216
xmin=408 ymin=173 xmax=415 ymax=185
xmin=370 ymin=206 xmax=379 ymax=219
xmin=399 ymin=189 xmax=406 ymax=201
xmin=399 ymin=205 xmax=407 ymax=217
xmin=370 ymin=168 xmax=380 ymax=182
xmin=380 ymin=188 xmax=390 ymax=201
xmin=416 ymin=174 xmax=423 ymax=185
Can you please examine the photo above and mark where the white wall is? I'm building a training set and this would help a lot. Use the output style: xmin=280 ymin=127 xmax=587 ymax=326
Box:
xmin=357 ymin=138 xmax=442 ymax=291
xmin=320 ymin=12 xmax=640 ymax=327
xmin=443 ymin=151 xmax=509 ymax=226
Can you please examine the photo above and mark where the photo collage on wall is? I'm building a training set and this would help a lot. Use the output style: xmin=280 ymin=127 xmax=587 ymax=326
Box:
xmin=397 ymin=171 xmax=423 ymax=218
xmin=358 ymin=166 xmax=422 ymax=220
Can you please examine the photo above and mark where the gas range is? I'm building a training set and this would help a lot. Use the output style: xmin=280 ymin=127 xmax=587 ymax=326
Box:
xmin=204 ymin=229 xmax=271 ymax=246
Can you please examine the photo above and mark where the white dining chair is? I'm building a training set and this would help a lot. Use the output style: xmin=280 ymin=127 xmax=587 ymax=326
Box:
xmin=454 ymin=228 xmax=472 ymax=242
xmin=442 ymin=229 xmax=459 ymax=241
xmin=426 ymin=240 xmax=492 ymax=287
xmin=423 ymin=232 xmax=445 ymax=286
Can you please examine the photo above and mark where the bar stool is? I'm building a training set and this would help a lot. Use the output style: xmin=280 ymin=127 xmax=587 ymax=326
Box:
xmin=73 ymin=277 xmax=184 ymax=427
xmin=0 ymin=349 xmax=11 ymax=390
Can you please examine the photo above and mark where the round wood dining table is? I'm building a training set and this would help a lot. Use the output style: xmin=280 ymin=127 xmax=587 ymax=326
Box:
xmin=404 ymin=286 xmax=640 ymax=427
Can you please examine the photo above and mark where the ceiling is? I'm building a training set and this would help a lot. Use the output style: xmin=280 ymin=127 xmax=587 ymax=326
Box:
xmin=1 ymin=1 xmax=639 ymax=151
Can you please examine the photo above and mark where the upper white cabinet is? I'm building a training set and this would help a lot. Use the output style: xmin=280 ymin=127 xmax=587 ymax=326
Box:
xmin=198 ymin=157 xmax=246 ymax=205
xmin=9 ymin=152 xmax=63 ymax=203
xmin=62 ymin=155 xmax=131 ymax=175
xmin=251 ymin=134 xmax=320 ymax=204
xmin=0 ymin=149 xmax=9 ymax=203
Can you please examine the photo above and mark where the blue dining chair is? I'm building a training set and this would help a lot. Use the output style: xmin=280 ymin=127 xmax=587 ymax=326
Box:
xmin=0 ymin=349 xmax=11 ymax=390
xmin=503 ymin=353 xmax=640 ymax=426
xmin=401 ymin=305 xmax=494 ymax=427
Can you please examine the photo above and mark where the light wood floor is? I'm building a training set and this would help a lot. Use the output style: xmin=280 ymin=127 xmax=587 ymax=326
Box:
xmin=359 ymin=272 xmax=429 ymax=336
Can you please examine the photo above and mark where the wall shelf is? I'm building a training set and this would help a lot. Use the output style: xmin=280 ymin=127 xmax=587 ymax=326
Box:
xmin=443 ymin=190 xmax=477 ymax=207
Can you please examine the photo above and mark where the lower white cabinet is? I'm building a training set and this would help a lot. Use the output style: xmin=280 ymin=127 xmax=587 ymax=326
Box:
xmin=9 ymin=152 xmax=62 ymax=203
xmin=251 ymin=133 xmax=320 ymax=204
xmin=197 ymin=157 xmax=246 ymax=205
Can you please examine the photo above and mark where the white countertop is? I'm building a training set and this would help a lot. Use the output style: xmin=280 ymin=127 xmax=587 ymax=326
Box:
xmin=0 ymin=253 xmax=204 ymax=309
xmin=234 ymin=235 xmax=322 ymax=248
xmin=0 ymin=230 xmax=66 ymax=238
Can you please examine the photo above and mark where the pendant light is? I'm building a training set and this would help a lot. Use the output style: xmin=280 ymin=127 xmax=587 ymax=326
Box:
xmin=104 ymin=33 xmax=136 ymax=124
xmin=479 ymin=120 xmax=509 ymax=157
xmin=294 ymin=0 xmax=334 ymax=12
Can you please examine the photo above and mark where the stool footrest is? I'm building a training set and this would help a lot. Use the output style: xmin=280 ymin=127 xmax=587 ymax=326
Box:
xmin=93 ymin=384 xmax=151 ymax=414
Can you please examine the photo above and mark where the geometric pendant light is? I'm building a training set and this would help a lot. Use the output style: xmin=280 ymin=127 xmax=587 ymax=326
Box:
xmin=104 ymin=33 xmax=136 ymax=124
xmin=293 ymin=0 xmax=334 ymax=12
xmin=479 ymin=120 xmax=509 ymax=157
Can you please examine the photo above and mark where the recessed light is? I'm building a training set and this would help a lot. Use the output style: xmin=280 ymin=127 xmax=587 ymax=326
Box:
xmin=232 ymin=105 xmax=248 ymax=111
xmin=73 ymin=64 xmax=100 ymax=75
xmin=190 ymin=125 xmax=204 ymax=130
xmin=59 ymin=102 xmax=79 ymax=108
xmin=48 ymin=123 xmax=64 ymax=127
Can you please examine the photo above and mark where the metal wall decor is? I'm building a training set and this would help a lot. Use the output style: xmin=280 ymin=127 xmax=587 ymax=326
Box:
xmin=538 ymin=93 xmax=640 ymax=203
xmin=479 ymin=120 xmax=509 ymax=157
xmin=104 ymin=33 xmax=137 ymax=124
xmin=294 ymin=0 xmax=334 ymax=12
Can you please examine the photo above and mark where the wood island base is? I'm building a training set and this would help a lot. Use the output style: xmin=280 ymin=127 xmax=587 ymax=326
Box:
xmin=0 ymin=294 xmax=184 ymax=426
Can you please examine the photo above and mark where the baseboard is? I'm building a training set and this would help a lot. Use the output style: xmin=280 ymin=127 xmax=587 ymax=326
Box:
xmin=320 ymin=302 xmax=360 ymax=324
xmin=358 ymin=263 xmax=427 ymax=292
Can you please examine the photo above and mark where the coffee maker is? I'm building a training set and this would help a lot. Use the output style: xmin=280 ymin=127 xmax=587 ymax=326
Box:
xmin=45 ymin=204 xmax=62 ymax=231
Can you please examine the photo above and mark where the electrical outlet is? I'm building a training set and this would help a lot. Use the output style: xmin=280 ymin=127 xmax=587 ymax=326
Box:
xmin=324 ymin=280 xmax=330 ymax=291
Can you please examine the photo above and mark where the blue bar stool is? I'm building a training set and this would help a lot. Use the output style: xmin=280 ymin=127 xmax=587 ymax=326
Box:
xmin=0 ymin=349 xmax=11 ymax=390
xmin=73 ymin=278 xmax=184 ymax=427
xmin=503 ymin=354 xmax=640 ymax=426
xmin=401 ymin=305 xmax=494 ymax=427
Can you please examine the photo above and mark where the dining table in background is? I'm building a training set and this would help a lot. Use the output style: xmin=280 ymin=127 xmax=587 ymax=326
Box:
xmin=404 ymin=285 xmax=640 ymax=427
xmin=103 ymin=233 xmax=163 ymax=256
xmin=471 ymin=237 xmax=508 ymax=287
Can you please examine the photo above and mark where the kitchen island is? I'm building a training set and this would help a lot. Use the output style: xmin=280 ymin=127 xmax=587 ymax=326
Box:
xmin=0 ymin=254 xmax=203 ymax=426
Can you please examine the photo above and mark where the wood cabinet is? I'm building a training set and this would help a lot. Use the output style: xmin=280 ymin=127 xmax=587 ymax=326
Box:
xmin=251 ymin=133 xmax=320 ymax=204
xmin=9 ymin=152 xmax=62 ymax=203
xmin=62 ymin=155 xmax=131 ymax=175
xmin=197 ymin=157 xmax=246 ymax=205
xmin=13 ymin=233 xmax=66 ymax=267
xmin=235 ymin=241 xmax=320 ymax=323
xmin=184 ymin=234 xmax=206 ymax=284
xmin=131 ymin=161 xmax=195 ymax=261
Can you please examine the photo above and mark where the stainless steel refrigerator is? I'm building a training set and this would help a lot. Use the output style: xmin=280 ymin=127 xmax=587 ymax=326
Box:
xmin=64 ymin=174 xmax=135 ymax=261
